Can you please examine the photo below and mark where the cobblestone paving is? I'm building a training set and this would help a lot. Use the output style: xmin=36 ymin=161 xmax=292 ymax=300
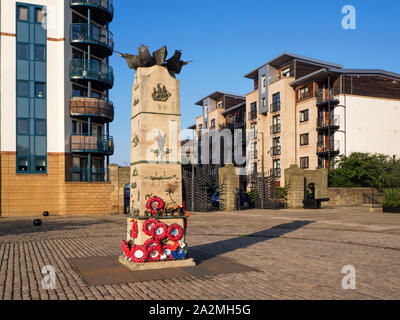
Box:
xmin=0 ymin=207 xmax=399 ymax=300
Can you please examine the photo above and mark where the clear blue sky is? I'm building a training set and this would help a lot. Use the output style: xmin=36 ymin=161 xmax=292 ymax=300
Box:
xmin=108 ymin=0 xmax=400 ymax=165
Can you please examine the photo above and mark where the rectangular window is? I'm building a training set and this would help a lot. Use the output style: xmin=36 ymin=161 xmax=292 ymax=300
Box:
xmin=262 ymin=97 xmax=266 ymax=108
xmin=272 ymin=92 xmax=281 ymax=112
xmin=318 ymin=157 xmax=324 ymax=169
xmin=261 ymin=74 xmax=266 ymax=93
xmin=17 ymin=119 xmax=28 ymax=135
xmin=217 ymin=101 xmax=223 ymax=108
xmin=211 ymin=119 xmax=215 ymax=130
xmin=300 ymin=133 xmax=309 ymax=146
xmin=35 ymin=119 xmax=46 ymax=135
xmin=300 ymin=109 xmax=309 ymax=122
xmin=35 ymin=45 xmax=46 ymax=61
xmin=300 ymin=157 xmax=309 ymax=169
xmin=35 ymin=8 xmax=45 ymax=24
xmin=35 ymin=82 xmax=46 ymax=98
xmin=18 ymin=6 xmax=28 ymax=21
xmin=281 ymin=67 xmax=290 ymax=77
xmin=17 ymin=157 xmax=29 ymax=171
xmin=299 ymin=86 xmax=309 ymax=100
xmin=35 ymin=157 xmax=46 ymax=172
xmin=17 ymin=81 xmax=29 ymax=97
xmin=17 ymin=43 xmax=29 ymax=59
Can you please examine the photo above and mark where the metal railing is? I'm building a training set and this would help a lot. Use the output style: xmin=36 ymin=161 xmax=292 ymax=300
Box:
xmin=317 ymin=115 xmax=340 ymax=129
xmin=270 ymin=168 xmax=281 ymax=178
xmin=70 ymin=59 xmax=114 ymax=87
xmin=271 ymin=124 xmax=281 ymax=134
xmin=271 ymin=101 xmax=281 ymax=113
xmin=316 ymin=140 xmax=340 ymax=154
xmin=66 ymin=167 xmax=109 ymax=182
xmin=70 ymin=0 xmax=114 ymax=16
xmin=316 ymin=91 xmax=339 ymax=104
xmin=272 ymin=146 xmax=281 ymax=156
xmin=248 ymin=111 xmax=257 ymax=121
xmin=70 ymin=97 xmax=114 ymax=121
xmin=70 ymin=24 xmax=114 ymax=52
xmin=71 ymin=134 xmax=114 ymax=154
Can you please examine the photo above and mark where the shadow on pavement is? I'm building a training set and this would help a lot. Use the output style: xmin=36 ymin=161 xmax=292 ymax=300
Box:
xmin=190 ymin=220 xmax=313 ymax=261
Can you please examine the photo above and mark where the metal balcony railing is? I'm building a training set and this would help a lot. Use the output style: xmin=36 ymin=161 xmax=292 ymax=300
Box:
xmin=271 ymin=124 xmax=281 ymax=134
xmin=71 ymin=134 xmax=114 ymax=155
xmin=248 ymin=111 xmax=257 ymax=121
xmin=271 ymin=101 xmax=281 ymax=113
xmin=316 ymin=140 xmax=340 ymax=154
xmin=270 ymin=168 xmax=281 ymax=178
xmin=70 ymin=23 xmax=114 ymax=54
xmin=66 ymin=167 xmax=109 ymax=182
xmin=316 ymin=91 xmax=340 ymax=105
xmin=316 ymin=115 xmax=340 ymax=129
xmin=272 ymin=146 xmax=281 ymax=156
xmin=70 ymin=97 xmax=114 ymax=122
xmin=70 ymin=59 xmax=114 ymax=88
xmin=70 ymin=0 xmax=114 ymax=17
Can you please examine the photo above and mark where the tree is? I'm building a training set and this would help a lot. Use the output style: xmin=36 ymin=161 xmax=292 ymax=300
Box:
xmin=328 ymin=153 xmax=400 ymax=190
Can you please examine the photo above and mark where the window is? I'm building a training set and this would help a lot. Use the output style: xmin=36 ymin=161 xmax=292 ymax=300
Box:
xmin=300 ymin=157 xmax=309 ymax=169
xmin=272 ymin=92 xmax=281 ymax=112
xmin=18 ymin=6 xmax=28 ymax=21
xmin=35 ymin=45 xmax=46 ymax=61
xmin=262 ymin=97 xmax=266 ymax=108
xmin=35 ymin=120 xmax=46 ymax=135
xmin=35 ymin=83 xmax=46 ymax=98
xmin=17 ymin=119 xmax=28 ymax=135
xmin=273 ymin=159 xmax=281 ymax=177
xmin=261 ymin=74 xmax=266 ymax=93
xmin=300 ymin=133 xmax=309 ymax=146
xmin=211 ymin=119 xmax=215 ymax=130
xmin=204 ymin=121 xmax=208 ymax=129
xmin=17 ymin=81 xmax=29 ymax=97
xmin=273 ymin=137 xmax=281 ymax=155
xmin=217 ymin=101 xmax=223 ymax=108
xmin=299 ymin=86 xmax=309 ymax=100
xmin=318 ymin=157 xmax=324 ymax=169
xmin=17 ymin=43 xmax=29 ymax=59
xmin=17 ymin=157 xmax=29 ymax=171
xmin=300 ymin=109 xmax=309 ymax=123
xmin=281 ymin=67 xmax=290 ymax=78
xmin=35 ymin=157 xmax=46 ymax=172
xmin=198 ymin=124 xmax=202 ymax=131
xmin=35 ymin=8 xmax=45 ymax=24
xmin=251 ymin=123 xmax=257 ymax=139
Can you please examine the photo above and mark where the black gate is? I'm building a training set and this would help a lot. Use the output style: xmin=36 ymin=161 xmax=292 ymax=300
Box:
xmin=247 ymin=172 xmax=280 ymax=209
xmin=182 ymin=165 xmax=225 ymax=212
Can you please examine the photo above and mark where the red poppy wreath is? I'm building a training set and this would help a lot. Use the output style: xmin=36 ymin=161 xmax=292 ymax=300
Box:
xmin=151 ymin=222 xmax=168 ymax=241
xmin=142 ymin=217 xmax=159 ymax=236
xmin=146 ymin=196 xmax=165 ymax=215
xmin=130 ymin=245 xmax=148 ymax=263
xmin=147 ymin=242 xmax=163 ymax=261
xmin=131 ymin=220 xmax=138 ymax=239
xmin=167 ymin=224 xmax=184 ymax=242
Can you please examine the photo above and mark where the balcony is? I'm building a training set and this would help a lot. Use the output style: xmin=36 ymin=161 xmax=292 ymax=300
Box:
xmin=70 ymin=0 xmax=114 ymax=24
xmin=70 ymin=59 xmax=114 ymax=90
xmin=272 ymin=146 xmax=281 ymax=156
xmin=316 ymin=92 xmax=340 ymax=107
xmin=270 ymin=168 xmax=281 ymax=178
xmin=271 ymin=101 xmax=281 ymax=113
xmin=66 ymin=167 xmax=109 ymax=182
xmin=316 ymin=115 xmax=340 ymax=131
xmin=70 ymin=97 xmax=114 ymax=122
xmin=71 ymin=134 xmax=114 ymax=155
xmin=248 ymin=111 xmax=257 ymax=121
xmin=270 ymin=124 xmax=281 ymax=135
xmin=70 ymin=24 xmax=114 ymax=57
xmin=316 ymin=140 xmax=340 ymax=156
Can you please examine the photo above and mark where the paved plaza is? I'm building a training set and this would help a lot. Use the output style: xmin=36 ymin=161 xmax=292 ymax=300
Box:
xmin=0 ymin=207 xmax=399 ymax=300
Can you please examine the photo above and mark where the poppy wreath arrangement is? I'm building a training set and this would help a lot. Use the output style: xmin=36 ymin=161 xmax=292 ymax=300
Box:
xmin=121 ymin=217 xmax=188 ymax=263
xmin=144 ymin=196 xmax=189 ymax=217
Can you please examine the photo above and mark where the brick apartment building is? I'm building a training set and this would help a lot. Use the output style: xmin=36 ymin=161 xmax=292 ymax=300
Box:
xmin=191 ymin=53 xmax=400 ymax=186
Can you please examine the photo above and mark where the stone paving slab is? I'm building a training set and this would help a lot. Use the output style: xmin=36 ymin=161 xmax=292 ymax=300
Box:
xmin=0 ymin=207 xmax=399 ymax=300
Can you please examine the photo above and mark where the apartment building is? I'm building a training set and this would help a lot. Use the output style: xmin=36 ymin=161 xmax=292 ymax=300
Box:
xmin=0 ymin=0 xmax=115 ymax=216
xmin=192 ymin=53 xmax=400 ymax=187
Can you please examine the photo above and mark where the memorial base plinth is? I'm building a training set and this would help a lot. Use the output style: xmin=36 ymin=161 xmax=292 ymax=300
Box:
xmin=118 ymin=256 xmax=196 ymax=271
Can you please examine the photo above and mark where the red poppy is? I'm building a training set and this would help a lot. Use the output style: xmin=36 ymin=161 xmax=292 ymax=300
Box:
xmin=146 ymin=196 xmax=165 ymax=215
xmin=142 ymin=217 xmax=159 ymax=236
xmin=167 ymin=224 xmax=184 ymax=242
xmin=130 ymin=245 xmax=148 ymax=263
xmin=151 ymin=222 xmax=168 ymax=240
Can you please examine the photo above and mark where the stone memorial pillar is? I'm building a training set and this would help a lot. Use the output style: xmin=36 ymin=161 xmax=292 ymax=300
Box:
xmin=118 ymin=46 xmax=195 ymax=270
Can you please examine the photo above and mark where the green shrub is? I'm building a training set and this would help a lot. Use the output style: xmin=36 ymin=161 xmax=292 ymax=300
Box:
xmin=383 ymin=189 xmax=400 ymax=208
xmin=274 ymin=187 xmax=287 ymax=199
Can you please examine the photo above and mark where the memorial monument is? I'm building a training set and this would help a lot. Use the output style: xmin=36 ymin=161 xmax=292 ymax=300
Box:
xmin=118 ymin=45 xmax=195 ymax=270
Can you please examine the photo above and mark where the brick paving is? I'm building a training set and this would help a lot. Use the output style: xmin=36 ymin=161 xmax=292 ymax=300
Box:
xmin=0 ymin=207 xmax=399 ymax=300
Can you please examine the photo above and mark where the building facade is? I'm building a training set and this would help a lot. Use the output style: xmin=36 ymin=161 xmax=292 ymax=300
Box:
xmin=0 ymin=0 xmax=115 ymax=216
xmin=191 ymin=53 xmax=400 ymax=186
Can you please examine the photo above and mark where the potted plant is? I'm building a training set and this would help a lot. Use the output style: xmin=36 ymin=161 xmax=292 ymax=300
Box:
xmin=383 ymin=189 xmax=400 ymax=213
